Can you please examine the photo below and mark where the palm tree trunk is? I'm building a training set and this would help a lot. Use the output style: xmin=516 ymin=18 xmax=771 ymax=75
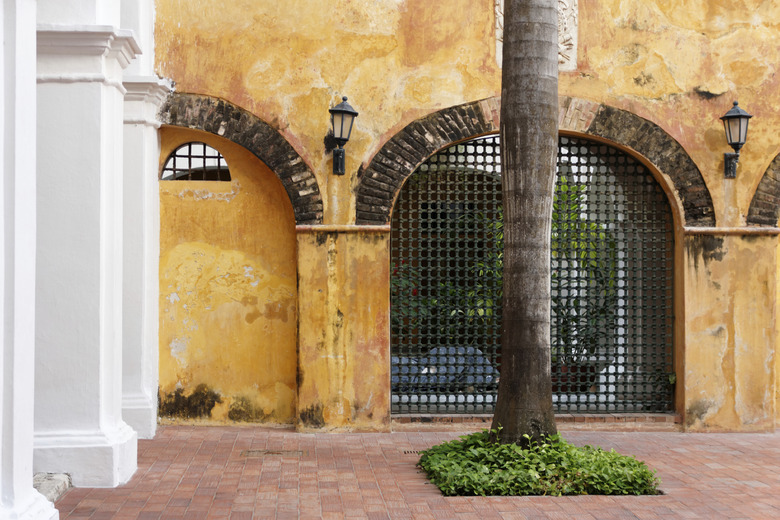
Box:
xmin=491 ymin=0 xmax=559 ymax=445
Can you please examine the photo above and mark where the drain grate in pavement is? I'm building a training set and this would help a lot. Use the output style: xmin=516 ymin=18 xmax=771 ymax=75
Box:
xmin=402 ymin=450 xmax=421 ymax=454
xmin=241 ymin=449 xmax=307 ymax=457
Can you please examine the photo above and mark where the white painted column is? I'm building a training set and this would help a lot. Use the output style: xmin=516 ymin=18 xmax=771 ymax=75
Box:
xmin=121 ymin=78 xmax=169 ymax=439
xmin=37 ymin=0 xmax=120 ymax=26
xmin=120 ymin=0 xmax=170 ymax=440
xmin=34 ymin=26 xmax=140 ymax=487
xmin=0 ymin=1 xmax=59 ymax=518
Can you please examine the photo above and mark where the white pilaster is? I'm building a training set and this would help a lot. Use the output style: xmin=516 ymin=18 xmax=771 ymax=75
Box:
xmin=0 ymin=1 xmax=58 ymax=518
xmin=122 ymin=77 xmax=170 ymax=439
xmin=119 ymin=0 xmax=168 ymax=441
xmin=38 ymin=0 xmax=120 ymax=27
xmin=34 ymin=26 xmax=140 ymax=487
xmin=121 ymin=0 xmax=155 ymax=75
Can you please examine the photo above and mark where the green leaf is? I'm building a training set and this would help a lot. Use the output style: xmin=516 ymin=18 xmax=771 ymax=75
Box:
xmin=417 ymin=430 xmax=660 ymax=497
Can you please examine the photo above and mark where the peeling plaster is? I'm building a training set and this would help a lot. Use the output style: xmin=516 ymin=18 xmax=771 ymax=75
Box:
xmin=173 ymin=181 xmax=241 ymax=202
xmin=169 ymin=337 xmax=189 ymax=364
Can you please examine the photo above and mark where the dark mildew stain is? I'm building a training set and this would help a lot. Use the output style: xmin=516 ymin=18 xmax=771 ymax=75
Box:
xmin=159 ymin=384 xmax=222 ymax=419
xmin=299 ymin=403 xmax=325 ymax=428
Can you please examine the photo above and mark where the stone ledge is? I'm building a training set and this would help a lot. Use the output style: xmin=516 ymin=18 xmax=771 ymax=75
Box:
xmin=33 ymin=473 xmax=71 ymax=503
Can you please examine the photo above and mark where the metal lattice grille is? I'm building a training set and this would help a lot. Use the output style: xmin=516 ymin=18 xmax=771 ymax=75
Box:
xmin=161 ymin=142 xmax=231 ymax=181
xmin=391 ymin=137 xmax=502 ymax=414
xmin=390 ymin=135 xmax=674 ymax=414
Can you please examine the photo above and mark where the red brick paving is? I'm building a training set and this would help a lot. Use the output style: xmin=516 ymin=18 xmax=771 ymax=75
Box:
xmin=55 ymin=425 xmax=780 ymax=519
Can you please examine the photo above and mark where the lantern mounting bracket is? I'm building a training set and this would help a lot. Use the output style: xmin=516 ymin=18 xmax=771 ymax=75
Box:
xmin=724 ymin=152 xmax=739 ymax=179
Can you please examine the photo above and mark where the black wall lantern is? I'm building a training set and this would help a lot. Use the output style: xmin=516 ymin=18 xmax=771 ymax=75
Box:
xmin=720 ymin=101 xmax=752 ymax=178
xmin=329 ymin=96 xmax=359 ymax=175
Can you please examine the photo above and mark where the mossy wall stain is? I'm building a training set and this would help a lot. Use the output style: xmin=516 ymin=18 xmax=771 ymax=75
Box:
xmin=159 ymin=127 xmax=298 ymax=424
xmin=159 ymin=384 xmax=223 ymax=419
xmin=228 ymin=396 xmax=270 ymax=422
xmin=298 ymin=404 xmax=325 ymax=429
xmin=686 ymin=235 xmax=725 ymax=272
xmin=685 ymin=398 xmax=717 ymax=429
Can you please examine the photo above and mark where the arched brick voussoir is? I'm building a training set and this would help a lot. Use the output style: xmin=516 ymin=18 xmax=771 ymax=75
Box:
xmin=355 ymin=96 xmax=715 ymax=227
xmin=355 ymin=99 xmax=500 ymax=225
xmin=747 ymin=154 xmax=780 ymax=226
xmin=160 ymin=93 xmax=323 ymax=225
xmin=585 ymin=104 xmax=714 ymax=227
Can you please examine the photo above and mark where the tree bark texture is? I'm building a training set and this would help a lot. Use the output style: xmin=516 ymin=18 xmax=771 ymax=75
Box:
xmin=490 ymin=0 xmax=559 ymax=445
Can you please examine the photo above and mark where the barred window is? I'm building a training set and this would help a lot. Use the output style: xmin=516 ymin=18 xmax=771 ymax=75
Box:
xmin=161 ymin=142 xmax=231 ymax=181
xmin=390 ymin=135 xmax=674 ymax=414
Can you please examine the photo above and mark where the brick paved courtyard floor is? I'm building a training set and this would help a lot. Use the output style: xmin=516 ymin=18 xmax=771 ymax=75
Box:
xmin=55 ymin=424 xmax=780 ymax=519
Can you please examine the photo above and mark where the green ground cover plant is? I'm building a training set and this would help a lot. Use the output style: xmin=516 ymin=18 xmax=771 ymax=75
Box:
xmin=418 ymin=429 xmax=661 ymax=496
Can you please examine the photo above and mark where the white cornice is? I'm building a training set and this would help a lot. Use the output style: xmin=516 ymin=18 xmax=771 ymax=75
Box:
xmin=37 ymin=25 xmax=141 ymax=68
xmin=123 ymin=76 xmax=174 ymax=104
xmin=123 ymin=76 xmax=175 ymax=127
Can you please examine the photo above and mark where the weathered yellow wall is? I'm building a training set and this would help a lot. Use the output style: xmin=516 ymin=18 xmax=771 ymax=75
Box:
xmin=155 ymin=0 xmax=501 ymax=225
xmin=158 ymin=127 xmax=298 ymax=423
xmin=296 ymin=228 xmax=391 ymax=431
xmin=777 ymin=238 xmax=780 ymax=425
xmin=154 ymin=0 xmax=780 ymax=430
xmin=684 ymin=234 xmax=776 ymax=431
xmin=566 ymin=0 xmax=780 ymax=227
xmin=155 ymin=0 xmax=780 ymax=227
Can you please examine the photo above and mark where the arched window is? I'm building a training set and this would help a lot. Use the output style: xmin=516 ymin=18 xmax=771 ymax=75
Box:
xmin=390 ymin=135 xmax=674 ymax=415
xmin=161 ymin=142 xmax=231 ymax=181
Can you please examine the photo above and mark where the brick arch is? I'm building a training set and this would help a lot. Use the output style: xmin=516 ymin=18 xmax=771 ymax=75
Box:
xmin=747 ymin=154 xmax=780 ymax=226
xmin=160 ymin=93 xmax=323 ymax=225
xmin=355 ymin=96 xmax=714 ymax=226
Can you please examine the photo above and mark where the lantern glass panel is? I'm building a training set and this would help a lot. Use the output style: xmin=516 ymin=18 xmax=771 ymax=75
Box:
xmin=332 ymin=112 xmax=345 ymax=140
xmin=724 ymin=117 xmax=744 ymax=146
xmin=737 ymin=117 xmax=749 ymax=144
xmin=342 ymin=114 xmax=355 ymax=141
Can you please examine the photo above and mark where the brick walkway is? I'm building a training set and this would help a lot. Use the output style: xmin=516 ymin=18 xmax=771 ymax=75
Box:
xmin=55 ymin=425 xmax=780 ymax=519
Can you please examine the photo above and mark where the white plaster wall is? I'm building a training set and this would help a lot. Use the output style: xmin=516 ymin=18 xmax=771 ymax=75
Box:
xmin=0 ymin=0 xmax=59 ymax=517
xmin=34 ymin=26 xmax=139 ymax=487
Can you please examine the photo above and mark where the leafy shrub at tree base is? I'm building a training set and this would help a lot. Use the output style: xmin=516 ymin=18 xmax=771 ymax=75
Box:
xmin=417 ymin=429 xmax=660 ymax=496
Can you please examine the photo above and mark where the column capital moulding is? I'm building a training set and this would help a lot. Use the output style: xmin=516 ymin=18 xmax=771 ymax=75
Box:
xmin=123 ymin=77 xmax=174 ymax=127
xmin=37 ymin=26 xmax=141 ymax=97
xmin=37 ymin=24 xmax=140 ymax=64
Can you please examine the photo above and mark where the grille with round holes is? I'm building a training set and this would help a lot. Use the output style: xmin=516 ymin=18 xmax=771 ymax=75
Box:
xmin=390 ymin=135 xmax=674 ymax=414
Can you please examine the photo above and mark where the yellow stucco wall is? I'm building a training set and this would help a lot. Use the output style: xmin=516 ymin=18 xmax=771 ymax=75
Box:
xmin=155 ymin=0 xmax=780 ymax=227
xmin=296 ymin=228 xmax=391 ymax=431
xmin=154 ymin=0 xmax=780 ymax=431
xmin=158 ymin=127 xmax=298 ymax=423
xmin=566 ymin=0 xmax=780 ymax=228
xmin=683 ymin=234 xmax=776 ymax=431
xmin=155 ymin=0 xmax=501 ymax=225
